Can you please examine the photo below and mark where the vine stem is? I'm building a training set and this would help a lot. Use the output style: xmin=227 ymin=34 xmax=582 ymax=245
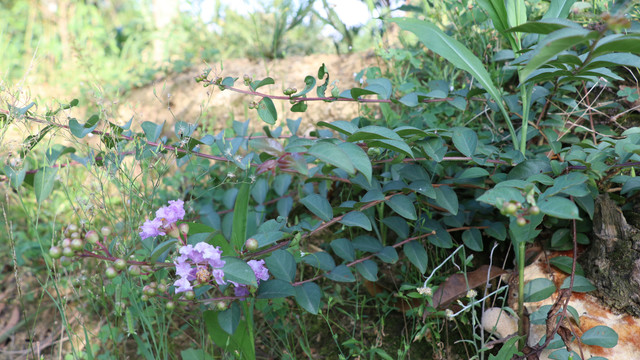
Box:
xmin=218 ymin=84 xmax=477 ymax=104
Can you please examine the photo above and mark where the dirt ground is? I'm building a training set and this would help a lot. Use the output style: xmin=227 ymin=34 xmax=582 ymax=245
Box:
xmin=118 ymin=51 xmax=385 ymax=136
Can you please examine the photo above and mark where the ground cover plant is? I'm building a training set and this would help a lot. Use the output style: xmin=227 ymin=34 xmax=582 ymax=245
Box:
xmin=2 ymin=0 xmax=640 ymax=359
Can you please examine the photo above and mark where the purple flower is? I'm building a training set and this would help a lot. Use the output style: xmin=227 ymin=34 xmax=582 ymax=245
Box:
xmin=248 ymin=259 xmax=269 ymax=282
xmin=173 ymin=242 xmax=226 ymax=294
xmin=139 ymin=218 xmax=165 ymax=240
xmin=156 ymin=199 xmax=185 ymax=225
xmin=174 ymin=277 xmax=193 ymax=293
xmin=233 ymin=283 xmax=250 ymax=298
xmin=139 ymin=199 xmax=186 ymax=240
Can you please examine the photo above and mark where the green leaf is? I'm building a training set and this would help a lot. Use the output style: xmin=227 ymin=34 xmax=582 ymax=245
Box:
xmin=302 ymin=252 xmax=336 ymax=271
xmin=218 ymin=302 xmax=241 ymax=335
xmin=307 ymin=141 xmax=355 ymax=174
xmin=141 ymin=121 xmax=165 ymax=142
xmin=543 ymin=0 xmax=577 ymax=19
xmin=520 ymin=27 xmax=599 ymax=81
xmin=404 ymin=240 xmax=428 ymax=274
xmin=338 ymin=142 xmax=372 ymax=184
xmin=355 ymin=260 xmax=378 ymax=281
xmin=257 ymin=279 xmax=295 ymax=299
xmin=222 ymin=257 xmax=257 ymax=286
xmin=509 ymin=19 xmax=575 ymax=34
xmin=4 ymin=164 xmax=27 ymax=189
xmin=330 ymin=238 xmax=356 ymax=262
xmin=524 ymin=278 xmax=556 ymax=302
xmin=231 ymin=182 xmax=251 ymax=249
xmin=69 ymin=115 xmax=99 ymax=138
xmin=348 ymin=125 xmax=404 ymax=142
xmin=257 ymin=97 xmax=277 ymax=125
xmin=488 ymin=335 xmax=522 ymax=360
xmin=392 ymin=17 xmax=514 ymax=146
xmin=34 ymin=166 xmax=58 ymax=203
xmin=352 ymin=235 xmax=383 ymax=253
xmin=348 ymin=87 xmax=377 ymax=99
xmin=290 ymin=101 xmax=307 ymax=112
xmin=581 ymin=326 xmax=618 ymax=348
xmin=458 ymin=167 xmax=490 ymax=179
xmin=318 ymin=120 xmax=358 ymax=136
xmin=339 ymin=211 xmax=372 ymax=231
xmin=387 ymin=194 xmax=417 ymax=220
xmin=592 ymin=34 xmax=640 ymax=58
xmin=300 ymin=194 xmax=333 ymax=222
xmin=365 ymin=78 xmax=392 ymax=99
xmin=217 ymin=77 xmax=235 ymax=87
xmin=434 ymin=185 xmax=459 ymax=215
xmin=149 ymin=239 xmax=178 ymax=263
xmin=249 ymin=77 xmax=275 ymax=91
xmin=549 ymin=256 xmax=584 ymax=276
xmin=542 ymin=172 xmax=588 ymax=198
xmin=265 ymin=249 xmax=296 ymax=282
xmin=462 ymin=228 xmax=483 ymax=251
xmin=476 ymin=0 xmax=510 ymax=34
xmin=420 ymin=137 xmax=446 ymax=162
xmin=368 ymin=139 xmax=414 ymax=158
xmin=325 ymin=264 xmax=356 ymax=282
xmin=560 ymin=275 xmax=596 ymax=292
xmin=295 ymin=282 xmax=322 ymax=314
xmin=203 ymin=310 xmax=254 ymax=358
xmin=376 ymin=246 xmax=398 ymax=263
xmin=452 ymin=127 xmax=477 ymax=157
xmin=292 ymin=75 xmax=316 ymax=97
xmin=538 ymin=196 xmax=581 ymax=220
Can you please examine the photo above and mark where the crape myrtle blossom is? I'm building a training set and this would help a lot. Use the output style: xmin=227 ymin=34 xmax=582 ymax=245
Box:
xmin=139 ymin=199 xmax=186 ymax=240
xmin=173 ymin=242 xmax=226 ymax=294
xmin=173 ymin=244 xmax=270 ymax=298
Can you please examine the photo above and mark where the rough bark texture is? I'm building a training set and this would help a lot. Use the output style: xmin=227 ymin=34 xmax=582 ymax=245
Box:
xmin=580 ymin=194 xmax=640 ymax=317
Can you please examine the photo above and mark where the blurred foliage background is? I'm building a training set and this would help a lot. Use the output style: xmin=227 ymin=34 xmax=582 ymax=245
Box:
xmin=0 ymin=0 xmax=394 ymax=99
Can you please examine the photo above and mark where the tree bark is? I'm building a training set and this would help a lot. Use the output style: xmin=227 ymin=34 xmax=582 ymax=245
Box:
xmin=580 ymin=194 xmax=640 ymax=317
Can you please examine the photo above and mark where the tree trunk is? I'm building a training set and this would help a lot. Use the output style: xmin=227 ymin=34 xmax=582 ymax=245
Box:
xmin=580 ymin=194 xmax=640 ymax=317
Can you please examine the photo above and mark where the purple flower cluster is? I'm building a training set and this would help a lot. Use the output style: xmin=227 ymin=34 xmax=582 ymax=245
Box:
xmin=173 ymin=243 xmax=270 ymax=297
xmin=139 ymin=199 xmax=185 ymax=240
xmin=173 ymin=242 xmax=226 ymax=293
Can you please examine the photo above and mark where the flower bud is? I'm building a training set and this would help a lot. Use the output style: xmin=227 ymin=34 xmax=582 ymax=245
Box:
xmin=529 ymin=206 xmax=540 ymax=215
xmin=62 ymin=238 xmax=72 ymax=248
xmin=216 ymin=301 xmax=228 ymax=311
xmin=157 ymin=283 xmax=167 ymax=293
xmin=166 ymin=301 xmax=176 ymax=310
xmin=70 ymin=232 xmax=81 ymax=239
xmin=128 ymin=265 xmax=141 ymax=276
xmin=505 ymin=202 xmax=518 ymax=215
xmin=62 ymin=247 xmax=74 ymax=257
xmin=167 ymin=223 xmax=180 ymax=238
xmin=179 ymin=223 xmax=190 ymax=236
xmin=245 ymin=238 xmax=259 ymax=251
xmin=70 ymin=238 xmax=84 ymax=251
xmin=67 ymin=224 xmax=79 ymax=234
xmin=105 ymin=267 xmax=118 ymax=279
xmin=101 ymin=226 xmax=112 ymax=237
xmin=114 ymin=258 xmax=127 ymax=271
xmin=49 ymin=246 xmax=62 ymax=259
xmin=184 ymin=290 xmax=196 ymax=300
xmin=85 ymin=230 xmax=99 ymax=244
xmin=141 ymin=294 xmax=149 ymax=301
xmin=516 ymin=217 xmax=527 ymax=227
